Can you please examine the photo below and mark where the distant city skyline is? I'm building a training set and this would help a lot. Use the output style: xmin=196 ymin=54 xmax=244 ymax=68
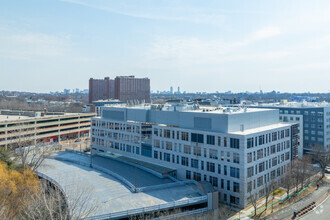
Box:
xmin=1 ymin=0 xmax=330 ymax=93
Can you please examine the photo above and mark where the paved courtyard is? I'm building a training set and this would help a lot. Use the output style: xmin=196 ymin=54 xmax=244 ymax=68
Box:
xmin=38 ymin=152 xmax=203 ymax=217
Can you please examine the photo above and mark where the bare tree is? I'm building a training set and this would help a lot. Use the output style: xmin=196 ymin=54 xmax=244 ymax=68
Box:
xmin=310 ymin=145 xmax=330 ymax=179
xmin=248 ymin=191 xmax=259 ymax=217
xmin=10 ymin=140 xmax=51 ymax=172
xmin=20 ymin=179 xmax=99 ymax=220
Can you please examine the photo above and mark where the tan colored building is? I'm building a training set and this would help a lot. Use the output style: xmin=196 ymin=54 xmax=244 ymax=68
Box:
xmin=0 ymin=110 xmax=96 ymax=149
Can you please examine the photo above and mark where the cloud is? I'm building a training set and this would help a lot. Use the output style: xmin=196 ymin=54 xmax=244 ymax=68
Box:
xmin=250 ymin=27 xmax=282 ymax=41
xmin=0 ymin=28 xmax=71 ymax=59
xmin=60 ymin=0 xmax=226 ymax=25
xmin=144 ymin=26 xmax=286 ymax=66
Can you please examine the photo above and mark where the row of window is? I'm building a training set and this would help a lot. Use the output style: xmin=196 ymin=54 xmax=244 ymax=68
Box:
xmin=280 ymin=110 xmax=323 ymax=116
xmin=154 ymin=127 xmax=240 ymax=148
xmin=247 ymin=153 xmax=289 ymax=178
xmin=153 ymin=151 xmax=241 ymax=178
xmin=92 ymin=120 xmax=141 ymax=133
xmin=247 ymin=129 xmax=290 ymax=149
xmin=153 ymin=140 xmax=241 ymax=163
xmin=247 ymin=141 xmax=290 ymax=163
xmin=185 ymin=170 xmax=240 ymax=195
xmin=247 ymin=164 xmax=289 ymax=193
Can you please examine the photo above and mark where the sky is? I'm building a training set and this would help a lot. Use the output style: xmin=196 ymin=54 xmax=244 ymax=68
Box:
xmin=1 ymin=0 xmax=330 ymax=93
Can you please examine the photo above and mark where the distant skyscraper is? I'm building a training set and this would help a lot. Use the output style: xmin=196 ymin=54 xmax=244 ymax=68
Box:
xmin=89 ymin=76 xmax=150 ymax=103
xmin=170 ymin=86 xmax=173 ymax=94
xmin=177 ymin=86 xmax=180 ymax=94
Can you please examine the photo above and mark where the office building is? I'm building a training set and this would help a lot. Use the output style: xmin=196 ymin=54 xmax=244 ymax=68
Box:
xmin=89 ymin=76 xmax=150 ymax=104
xmin=252 ymin=101 xmax=330 ymax=154
xmin=0 ymin=110 xmax=95 ymax=149
xmin=91 ymin=104 xmax=294 ymax=208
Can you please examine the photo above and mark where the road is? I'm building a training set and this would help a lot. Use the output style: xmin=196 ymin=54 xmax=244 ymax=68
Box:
xmin=300 ymin=194 xmax=330 ymax=220
xmin=264 ymin=176 xmax=330 ymax=220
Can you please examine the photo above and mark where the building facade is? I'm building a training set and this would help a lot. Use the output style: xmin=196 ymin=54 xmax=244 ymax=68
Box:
xmin=89 ymin=76 xmax=150 ymax=104
xmin=91 ymin=105 xmax=293 ymax=208
xmin=0 ymin=110 xmax=96 ymax=149
xmin=251 ymin=103 xmax=330 ymax=154
xmin=89 ymin=77 xmax=115 ymax=103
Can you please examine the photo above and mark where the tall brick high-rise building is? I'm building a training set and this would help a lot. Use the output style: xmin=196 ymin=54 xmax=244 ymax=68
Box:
xmin=89 ymin=76 xmax=150 ymax=103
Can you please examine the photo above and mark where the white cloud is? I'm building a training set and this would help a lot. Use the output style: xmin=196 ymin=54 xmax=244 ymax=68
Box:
xmin=60 ymin=0 xmax=226 ymax=25
xmin=144 ymin=26 xmax=286 ymax=66
xmin=250 ymin=27 xmax=282 ymax=41
xmin=0 ymin=29 xmax=71 ymax=59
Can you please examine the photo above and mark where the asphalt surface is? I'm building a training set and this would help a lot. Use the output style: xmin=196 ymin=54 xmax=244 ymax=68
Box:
xmin=264 ymin=180 xmax=330 ymax=220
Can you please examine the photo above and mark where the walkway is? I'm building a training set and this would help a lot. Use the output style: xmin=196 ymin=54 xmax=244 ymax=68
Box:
xmin=264 ymin=179 xmax=330 ymax=220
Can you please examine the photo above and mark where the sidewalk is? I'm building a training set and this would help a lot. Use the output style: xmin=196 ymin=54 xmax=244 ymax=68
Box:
xmin=229 ymin=177 xmax=327 ymax=220
xmin=264 ymin=180 xmax=330 ymax=220
xmin=229 ymin=188 xmax=301 ymax=220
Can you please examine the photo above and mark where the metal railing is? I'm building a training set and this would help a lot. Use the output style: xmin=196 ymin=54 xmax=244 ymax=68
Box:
xmin=84 ymin=196 xmax=208 ymax=220
xmin=136 ymin=180 xmax=196 ymax=193
xmin=154 ymin=207 xmax=208 ymax=220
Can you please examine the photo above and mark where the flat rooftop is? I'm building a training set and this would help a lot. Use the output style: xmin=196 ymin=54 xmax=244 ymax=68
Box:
xmin=0 ymin=111 xmax=94 ymax=123
xmin=254 ymin=101 xmax=330 ymax=108
xmin=103 ymin=104 xmax=275 ymax=114
xmin=38 ymin=152 xmax=202 ymax=217
xmin=230 ymin=122 xmax=292 ymax=135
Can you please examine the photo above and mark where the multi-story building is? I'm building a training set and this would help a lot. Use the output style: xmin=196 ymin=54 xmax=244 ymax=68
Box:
xmin=251 ymin=101 xmax=330 ymax=154
xmin=89 ymin=76 xmax=150 ymax=104
xmin=0 ymin=110 xmax=96 ymax=149
xmin=91 ymin=104 xmax=294 ymax=208
xmin=114 ymin=76 xmax=151 ymax=103
xmin=89 ymin=77 xmax=115 ymax=103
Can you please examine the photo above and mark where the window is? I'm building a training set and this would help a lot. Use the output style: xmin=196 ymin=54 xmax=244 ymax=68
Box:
xmin=247 ymin=166 xmax=254 ymax=178
xmin=181 ymin=156 xmax=189 ymax=166
xmin=227 ymin=180 xmax=230 ymax=190
xmin=224 ymin=137 xmax=227 ymax=147
xmin=230 ymin=138 xmax=240 ymax=149
xmin=164 ymin=129 xmax=171 ymax=138
xmin=191 ymin=159 xmax=199 ymax=169
xmin=247 ymin=152 xmax=252 ymax=163
xmin=186 ymin=170 xmax=191 ymax=179
xmin=153 ymin=150 xmax=158 ymax=159
xmin=193 ymin=146 xmax=202 ymax=156
xmin=164 ymin=153 xmax=171 ymax=162
xmin=218 ymin=164 xmax=221 ymax=174
xmin=224 ymin=165 xmax=227 ymax=175
xmin=221 ymin=179 xmax=224 ymax=189
xmin=193 ymin=172 xmax=201 ymax=181
xmin=233 ymin=153 xmax=240 ymax=164
xmin=207 ymin=135 xmax=215 ymax=145
xmin=154 ymin=128 xmax=158 ymax=136
xmin=206 ymin=162 xmax=215 ymax=172
xmin=258 ymin=162 xmax=265 ymax=173
xmin=233 ymin=182 xmax=240 ymax=193
xmin=209 ymin=176 xmax=218 ymax=187
xmin=227 ymin=152 xmax=230 ymax=162
xmin=181 ymin=132 xmax=189 ymax=141
xmin=201 ymin=161 xmax=204 ymax=170
xmin=209 ymin=149 xmax=218 ymax=159
xmin=154 ymin=139 xmax=160 ymax=148
xmin=257 ymin=176 xmax=263 ymax=187
xmin=247 ymin=181 xmax=252 ymax=192
xmin=191 ymin=133 xmax=204 ymax=143
xmin=230 ymin=167 xmax=240 ymax=178
xmin=218 ymin=136 xmax=221 ymax=146
xmin=166 ymin=141 xmax=172 ymax=150
xmin=259 ymin=135 xmax=265 ymax=145
xmin=230 ymin=195 xmax=239 ymax=205
xmin=184 ymin=145 xmax=191 ymax=154
xmin=247 ymin=138 xmax=254 ymax=148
